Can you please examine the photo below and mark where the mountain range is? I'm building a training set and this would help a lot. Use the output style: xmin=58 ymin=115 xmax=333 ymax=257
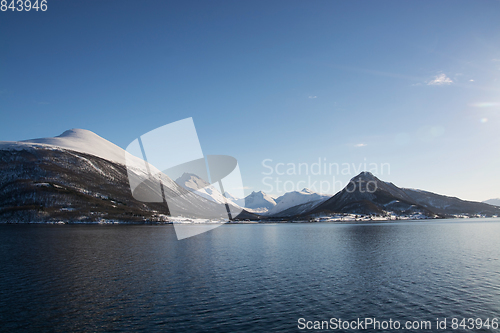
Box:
xmin=173 ymin=174 xmax=331 ymax=215
xmin=0 ymin=129 xmax=498 ymax=222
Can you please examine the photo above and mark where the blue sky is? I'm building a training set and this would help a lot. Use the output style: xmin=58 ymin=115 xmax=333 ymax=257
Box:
xmin=1 ymin=0 xmax=499 ymax=201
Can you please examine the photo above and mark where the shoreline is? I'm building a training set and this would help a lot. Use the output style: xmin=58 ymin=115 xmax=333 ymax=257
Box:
xmin=1 ymin=216 xmax=499 ymax=225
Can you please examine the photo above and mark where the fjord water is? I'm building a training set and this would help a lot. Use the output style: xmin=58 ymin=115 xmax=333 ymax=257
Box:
xmin=1 ymin=220 xmax=499 ymax=332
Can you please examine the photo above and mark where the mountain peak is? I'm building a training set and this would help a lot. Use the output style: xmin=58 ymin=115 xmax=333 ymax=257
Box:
xmin=57 ymin=128 xmax=98 ymax=138
xmin=175 ymin=173 xmax=210 ymax=190
xmin=244 ymin=190 xmax=276 ymax=210
xmin=351 ymin=171 xmax=378 ymax=181
xmin=265 ymin=188 xmax=330 ymax=216
xmin=177 ymin=172 xmax=200 ymax=180
xmin=19 ymin=128 xmax=128 ymax=165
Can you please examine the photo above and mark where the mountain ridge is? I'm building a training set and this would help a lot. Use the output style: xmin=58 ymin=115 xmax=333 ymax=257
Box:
xmin=265 ymin=188 xmax=330 ymax=216
xmin=301 ymin=172 xmax=500 ymax=218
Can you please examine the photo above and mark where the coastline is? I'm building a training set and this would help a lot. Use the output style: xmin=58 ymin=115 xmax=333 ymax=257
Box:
xmin=1 ymin=216 xmax=498 ymax=225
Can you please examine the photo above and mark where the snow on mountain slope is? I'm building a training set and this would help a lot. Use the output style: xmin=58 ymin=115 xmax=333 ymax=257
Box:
xmin=21 ymin=129 xmax=128 ymax=165
xmin=173 ymin=173 xmax=268 ymax=215
xmin=224 ymin=192 xmax=245 ymax=207
xmin=0 ymin=128 xmax=180 ymax=190
xmin=175 ymin=173 xmax=234 ymax=205
xmin=244 ymin=191 xmax=277 ymax=212
xmin=265 ymin=188 xmax=330 ymax=215
xmin=1 ymin=129 xmax=256 ymax=219
xmin=1 ymin=128 xmax=140 ymax=170
xmin=173 ymin=173 xmax=291 ymax=216
xmin=223 ymin=191 xmax=239 ymax=200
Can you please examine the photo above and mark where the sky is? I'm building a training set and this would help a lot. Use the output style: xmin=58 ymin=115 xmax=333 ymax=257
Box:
xmin=1 ymin=0 xmax=499 ymax=201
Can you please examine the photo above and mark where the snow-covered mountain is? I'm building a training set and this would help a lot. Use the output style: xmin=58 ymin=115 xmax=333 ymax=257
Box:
xmin=3 ymin=128 xmax=167 ymax=187
xmin=265 ymin=188 xmax=330 ymax=216
xmin=162 ymin=180 xmax=327 ymax=216
xmin=173 ymin=183 xmax=324 ymax=215
xmin=175 ymin=173 xmax=237 ymax=206
xmin=173 ymin=173 xmax=273 ymax=215
xmin=483 ymin=198 xmax=500 ymax=207
xmin=243 ymin=191 xmax=277 ymax=213
xmin=0 ymin=129 xmax=257 ymax=222
xmin=21 ymin=128 xmax=128 ymax=165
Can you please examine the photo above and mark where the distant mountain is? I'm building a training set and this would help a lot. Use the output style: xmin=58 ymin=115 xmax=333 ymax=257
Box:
xmin=243 ymin=191 xmax=277 ymax=213
xmin=174 ymin=173 xmax=288 ymax=214
xmin=172 ymin=179 xmax=291 ymax=215
xmin=303 ymin=172 xmax=500 ymax=218
xmin=483 ymin=198 xmax=500 ymax=207
xmin=266 ymin=188 xmax=330 ymax=216
xmin=402 ymin=189 xmax=499 ymax=216
xmin=175 ymin=173 xmax=233 ymax=206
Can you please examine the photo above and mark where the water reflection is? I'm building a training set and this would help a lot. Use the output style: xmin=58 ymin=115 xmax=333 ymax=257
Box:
xmin=0 ymin=220 xmax=499 ymax=332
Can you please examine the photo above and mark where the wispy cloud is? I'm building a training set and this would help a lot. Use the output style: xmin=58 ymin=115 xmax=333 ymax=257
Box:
xmin=427 ymin=73 xmax=453 ymax=85
xmin=469 ymin=102 xmax=500 ymax=108
xmin=308 ymin=95 xmax=317 ymax=99
xmin=354 ymin=143 xmax=367 ymax=147
xmin=327 ymin=63 xmax=496 ymax=91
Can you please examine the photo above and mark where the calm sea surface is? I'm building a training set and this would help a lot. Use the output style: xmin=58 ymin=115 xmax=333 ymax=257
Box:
xmin=1 ymin=219 xmax=500 ymax=332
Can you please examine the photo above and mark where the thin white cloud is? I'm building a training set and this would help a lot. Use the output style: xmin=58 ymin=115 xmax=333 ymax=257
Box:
xmin=427 ymin=73 xmax=453 ymax=85
xmin=354 ymin=143 xmax=367 ymax=147
xmin=308 ymin=95 xmax=317 ymax=99
xmin=469 ymin=102 xmax=500 ymax=108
